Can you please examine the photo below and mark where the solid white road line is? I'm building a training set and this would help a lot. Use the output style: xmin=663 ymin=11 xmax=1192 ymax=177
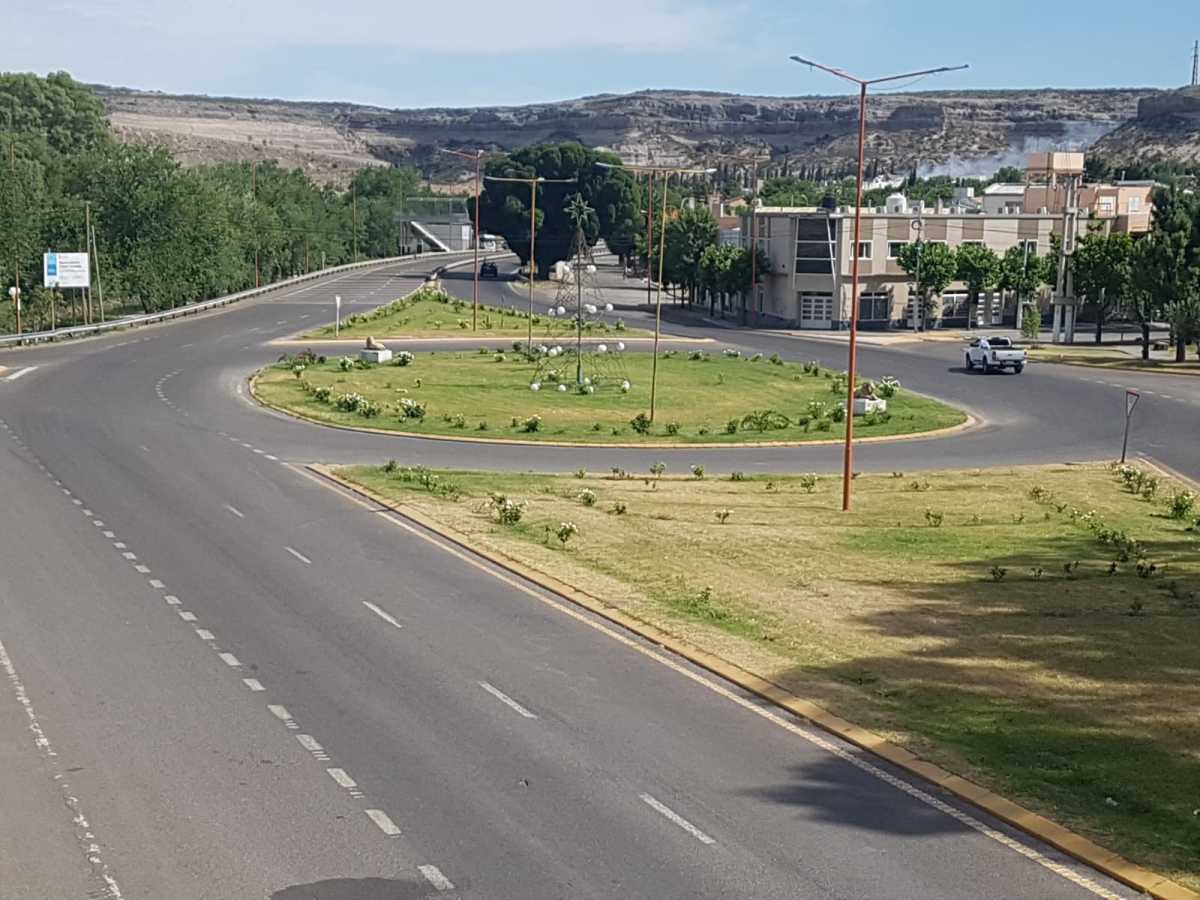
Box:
xmin=326 ymin=767 xmax=357 ymax=789
xmin=285 ymin=546 xmax=312 ymax=565
xmin=478 ymin=681 xmax=537 ymax=719
xmin=362 ymin=601 xmax=403 ymax=630
xmin=365 ymin=809 xmax=401 ymax=837
xmin=4 ymin=366 xmax=37 ymax=381
xmin=418 ymin=865 xmax=455 ymax=892
xmin=639 ymin=793 xmax=716 ymax=845
xmin=243 ymin=678 xmax=265 ymax=692
xmin=224 ymin=504 xmax=245 ymax=519
xmin=218 ymin=652 xmax=241 ymax=667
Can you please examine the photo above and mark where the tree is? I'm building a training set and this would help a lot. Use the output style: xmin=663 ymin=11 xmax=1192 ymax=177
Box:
xmin=896 ymin=241 xmax=956 ymax=329
xmin=699 ymin=243 xmax=741 ymax=314
xmin=955 ymin=243 xmax=1001 ymax=329
xmin=663 ymin=207 xmax=718 ymax=305
xmin=998 ymin=245 xmax=1053 ymax=335
xmin=1070 ymin=230 xmax=1133 ymax=344
xmin=992 ymin=166 xmax=1025 ymax=184
xmin=1133 ymin=186 xmax=1200 ymax=360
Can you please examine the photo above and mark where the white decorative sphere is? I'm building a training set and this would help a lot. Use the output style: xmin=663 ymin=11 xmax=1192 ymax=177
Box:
xmin=621 ymin=380 xmax=631 ymax=393
xmin=546 ymin=307 xmax=557 ymax=317
xmin=557 ymin=383 xmax=568 ymax=392
xmin=616 ymin=342 xmax=625 ymax=352
xmin=584 ymin=304 xmax=597 ymax=315
xmin=530 ymin=382 xmax=541 ymax=391
xmin=597 ymin=344 xmax=607 ymax=353
xmin=604 ymin=303 xmax=613 ymax=312
xmin=586 ymin=385 xmax=595 ymax=394
xmin=556 ymin=305 xmax=566 ymax=316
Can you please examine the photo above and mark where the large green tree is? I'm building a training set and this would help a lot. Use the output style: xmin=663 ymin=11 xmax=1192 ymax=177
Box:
xmin=896 ymin=241 xmax=957 ymax=329
xmin=955 ymin=243 xmax=1001 ymax=329
xmin=1071 ymin=230 xmax=1133 ymax=344
xmin=998 ymin=245 xmax=1053 ymax=335
xmin=663 ymin=206 xmax=718 ymax=305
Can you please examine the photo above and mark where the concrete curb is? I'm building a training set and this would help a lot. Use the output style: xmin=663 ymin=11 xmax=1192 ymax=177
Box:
xmin=248 ymin=374 xmax=978 ymax=450
xmin=309 ymin=462 xmax=1199 ymax=900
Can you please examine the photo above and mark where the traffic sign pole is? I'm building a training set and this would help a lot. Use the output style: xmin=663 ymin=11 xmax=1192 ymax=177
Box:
xmin=1121 ymin=389 xmax=1139 ymax=464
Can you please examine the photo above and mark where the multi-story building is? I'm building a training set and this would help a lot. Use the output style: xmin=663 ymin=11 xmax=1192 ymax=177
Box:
xmin=744 ymin=196 xmax=1065 ymax=330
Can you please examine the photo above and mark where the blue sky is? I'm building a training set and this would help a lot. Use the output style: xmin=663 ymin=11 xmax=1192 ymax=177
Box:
xmin=9 ymin=0 xmax=1198 ymax=107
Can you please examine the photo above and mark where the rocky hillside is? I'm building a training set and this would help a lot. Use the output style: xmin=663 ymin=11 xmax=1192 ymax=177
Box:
xmin=95 ymin=84 xmax=1162 ymax=187
xmin=1090 ymin=86 xmax=1200 ymax=167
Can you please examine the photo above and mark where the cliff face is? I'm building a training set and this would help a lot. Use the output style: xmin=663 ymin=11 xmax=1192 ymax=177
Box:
xmin=1090 ymin=87 xmax=1200 ymax=167
xmin=95 ymin=84 xmax=1158 ymax=186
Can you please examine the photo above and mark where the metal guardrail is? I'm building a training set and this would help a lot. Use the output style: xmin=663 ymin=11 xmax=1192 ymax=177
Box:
xmin=0 ymin=251 xmax=473 ymax=349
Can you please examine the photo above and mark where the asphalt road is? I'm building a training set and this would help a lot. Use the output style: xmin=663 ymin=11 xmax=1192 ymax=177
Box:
xmin=0 ymin=253 xmax=1186 ymax=899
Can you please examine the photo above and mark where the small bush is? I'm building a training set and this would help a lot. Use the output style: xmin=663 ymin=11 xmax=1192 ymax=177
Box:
xmin=724 ymin=418 xmax=739 ymax=434
xmin=393 ymin=350 xmax=415 ymax=367
xmin=691 ymin=464 xmax=705 ymax=479
xmin=907 ymin=479 xmax=931 ymax=492
xmin=650 ymin=461 xmax=666 ymax=479
xmin=577 ymin=489 xmax=597 ymax=507
xmin=989 ymin=566 xmax=1007 ymax=582
xmin=338 ymin=356 xmax=355 ymax=371
xmin=610 ymin=501 xmax=627 ymax=515
xmin=383 ymin=459 xmax=399 ymax=473
xmin=799 ymin=473 xmax=818 ymax=493
xmin=313 ymin=386 xmax=332 ymax=403
xmin=741 ymin=409 xmax=791 ymax=432
xmin=520 ymin=415 xmax=542 ymax=433
xmin=688 ymin=350 xmax=707 ymax=361
xmin=335 ymin=391 xmax=366 ymax=412
xmin=722 ymin=347 xmax=741 ymax=358
xmin=877 ymin=376 xmax=900 ymax=398
xmin=490 ymin=494 xmax=526 ymax=525
xmin=399 ymin=398 xmax=426 ymax=419
xmin=730 ymin=471 xmax=746 ymax=482
xmin=574 ymin=468 xmax=587 ymax=479
xmin=769 ymin=352 xmax=783 ymax=366
xmin=924 ymin=508 xmax=945 ymax=528
xmin=630 ymin=412 xmax=652 ymax=435
xmin=665 ymin=422 xmax=680 ymax=436
xmin=555 ymin=521 xmax=578 ymax=545
xmin=714 ymin=508 xmax=732 ymax=524
xmin=1167 ymin=490 xmax=1196 ymax=519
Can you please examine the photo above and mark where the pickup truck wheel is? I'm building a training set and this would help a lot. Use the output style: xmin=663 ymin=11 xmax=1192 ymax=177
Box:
xmin=1014 ymin=364 xmax=1025 ymax=374
xmin=982 ymin=359 xmax=992 ymax=374
xmin=965 ymin=354 xmax=974 ymax=371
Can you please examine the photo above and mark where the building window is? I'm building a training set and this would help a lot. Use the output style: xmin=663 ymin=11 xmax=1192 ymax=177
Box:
xmin=887 ymin=241 xmax=906 ymax=259
xmin=857 ymin=241 xmax=872 ymax=260
xmin=857 ymin=292 xmax=891 ymax=321
xmin=794 ymin=218 xmax=835 ymax=276
xmin=940 ymin=292 xmax=968 ymax=318
xmin=1127 ymin=196 xmax=1142 ymax=214
xmin=1021 ymin=239 xmax=1039 ymax=255
xmin=1098 ymin=197 xmax=1115 ymax=215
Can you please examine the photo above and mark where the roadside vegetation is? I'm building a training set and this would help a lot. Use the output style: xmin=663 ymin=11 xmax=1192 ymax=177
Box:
xmin=338 ymin=460 xmax=1200 ymax=888
xmin=1028 ymin=345 xmax=1200 ymax=374
xmin=258 ymin=349 xmax=963 ymax=444
xmin=301 ymin=286 xmax=648 ymax=340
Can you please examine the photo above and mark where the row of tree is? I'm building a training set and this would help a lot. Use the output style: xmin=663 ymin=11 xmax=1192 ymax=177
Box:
xmin=0 ymin=72 xmax=427 ymax=333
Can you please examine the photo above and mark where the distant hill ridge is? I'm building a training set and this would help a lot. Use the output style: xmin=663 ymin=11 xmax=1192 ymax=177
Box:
xmin=93 ymin=83 xmax=1189 ymax=187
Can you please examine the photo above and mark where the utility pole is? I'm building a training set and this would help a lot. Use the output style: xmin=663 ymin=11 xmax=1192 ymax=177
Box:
xmin=439 ymin=147 xmax=490 ymax=331
xmin=1193 ymin=40 xmax=1199 ymax=87
xmin=352 ymin=183 xmax=359 ymax=263
xmin=597 ymin=161 xmax=716 ymax=421
xmin=252 ymin=160 xmax=260 ymax=288
xmin=790 ymin=54 xmax=968 ymax=512
xmin=910 ymin=207 xmax=924 ymax=330
xmin=90 ymin=214 xmax=105 ymax=323
xmin=484 ymin=172 xmax=576 ymax=347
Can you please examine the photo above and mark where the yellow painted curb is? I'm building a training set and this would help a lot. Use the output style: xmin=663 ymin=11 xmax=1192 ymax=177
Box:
xmin=249 ymin=372 xmax=976 ymax=450
xmin=310 ymin=462 xmax=1199 ymax=900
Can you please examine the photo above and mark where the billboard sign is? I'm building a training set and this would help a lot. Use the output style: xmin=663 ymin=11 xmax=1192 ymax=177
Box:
xmin=44 ymin=252 xmax=90 ymax=289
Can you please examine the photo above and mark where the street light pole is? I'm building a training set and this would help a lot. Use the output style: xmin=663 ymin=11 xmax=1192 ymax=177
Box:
xmin=485 ymin=172 xmax=576 ymax=347
xmin=597 ymin=161 xmax=715 ymax=420
xmin=439 ymin=147 xmax=489 ymax=331
xmin=790 ymin=55 xmax=968 ymax=511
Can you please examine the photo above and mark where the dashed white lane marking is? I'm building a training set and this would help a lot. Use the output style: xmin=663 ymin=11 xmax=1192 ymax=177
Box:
xmin=0 ymin=638 xmax=126 ymax=899
xmin=362 ymin=601 xmax=403 ymax=630
xmin=121 ymin=551 xmax=137 ymax=560
xmin=268 ymin=704 xmax=295 ymax=725
xmin=639 ymin=793 xmax=716 ymax=845
xmin=92 ymin=520 xmax=104 ymax=527
xmin=479 ymin=681 xmax=537 ymax=719
xmin=148 ymin=579 xmax=164 ymax=589
xmin=296 ymin=734 xmax=324 ymax=753
xmin=418 ymin=865 xmax=455 ymax=892
xmin=133 ymin=565 xmax=150 ymax=574
xmin=178 ymin=611 xmax=197 ymax=622
xmin=3 ymin=366 xmax=38 ymax=381
xmin=285 ymin=546 xmax=312 ymax=565
xmin=265 ymin=454 xmax=279 ymax=461
xmin=102 ymin=531 xmax=115 ymax=539
xmin=218 ymin=652 xmax=241 ymax=668
xmin=71 ymin=498 xmax=82 ymax=506
xmin=113 ymin=542 xmax=127 ymax=550
xmin=252 ymin=448 xmax=265 ymax=455
xmin=326 ymin=767 xmax=358 ymax=790
xmin=224 ymin=504 xmax=245 ymax=519
xmin=164 ymin=595 xmax=180 ymax=606
xmin=365 ymin=809 xmax=402 ymax=837
xmin=180 ymin=342 xmax=195 ymax=349
xmin=195 ymin=629 xmax=215 ymax=641
xmin=243 ymin=678 xmax=265 ymax=692
xmin=82 ymin=509 xmax=92 ymax=516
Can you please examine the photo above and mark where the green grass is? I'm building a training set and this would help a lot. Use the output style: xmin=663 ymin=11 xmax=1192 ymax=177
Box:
xmin=300 ymin=286 xmax=650 ymax=340
xmin=1029 ymin=346 xmax=1200 ymax=374
xmin=337 ymin=462 xmax=1200 ymax=888
xmin=259 ymin=350 xmax=964 ymax=444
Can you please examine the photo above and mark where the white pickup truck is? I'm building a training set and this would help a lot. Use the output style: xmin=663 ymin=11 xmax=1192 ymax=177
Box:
xmin=965 ymin=336 xmax=1027 ymax=374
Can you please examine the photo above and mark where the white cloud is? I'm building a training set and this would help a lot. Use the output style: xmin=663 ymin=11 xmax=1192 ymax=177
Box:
xmin=36 ymin=0 xmax=726 ymax=53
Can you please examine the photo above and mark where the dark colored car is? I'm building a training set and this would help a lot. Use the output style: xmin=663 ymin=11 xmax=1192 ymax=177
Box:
xmin=480 ymin=260 xmax=498 ymax=278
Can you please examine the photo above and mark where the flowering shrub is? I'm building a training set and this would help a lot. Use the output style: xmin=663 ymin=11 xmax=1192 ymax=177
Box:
xmin=357 ymin=399 xmax=382 ymax=418
xmin=630 ymin=412 xmax=652 ymax=434
xmin=799 ymin=473 xmax=818 ymax=493
xmin=878 ymin=376 xmax=901 ymax=398
xmin=577 ymin=489 xmax=597 ymax=507
xmin=399 ymin=397 xmax=426 ymax=419
xmin=313 ymin=386 xmax=332 ymax=402
xmin=723 ymin=348 xmax=741 ymax=358
xmin=555 ymin=522 xmax=578 ymax=545
xmin=714 ymin=508 xmax=731 ymax=524
xmin=338 ymin=356 xmax=355 ymax=372
xmin=394 ymin=351 xmax=415 ymax=367
xmin=335 ymin=392 xmax=367 ymax=412
xmin=1167 ymin=490 xmax=1196 ymax=519
xmin=490 ymin=493 xmax=526 ymax=525
xmin=520 ymin=415 xmax=542 ymax=433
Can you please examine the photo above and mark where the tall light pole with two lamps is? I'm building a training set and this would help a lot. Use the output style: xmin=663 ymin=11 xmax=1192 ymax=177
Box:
xmin=596 ymin=161 xmax=714 ymax=422
xmin=788 ymin=55 xmax=967 ymax=511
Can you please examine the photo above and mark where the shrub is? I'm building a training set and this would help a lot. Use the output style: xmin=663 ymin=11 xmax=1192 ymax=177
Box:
xmin=610 ymin=501 xmax=627 ymax=515
xmin=748 ymin=353 xmax=763 ymax=363
xmin=799 ymin=473 xmax=818 ymax=493
xmin=358 ymin=399 xmax=382 ymax=418
xmin=877 ymin=376 xmax=900 ymax=398
xmin=741 ymin=409 xmax=791 ymax=432
xmin=862 ymin=408 xmax=891 ymax=427
xmin=907 ymin=479 xmax=930 ymax=492
xmin=292 ymin=363 xmax=306 ymax=378
xmin=520 ymin=415 xmax=542 ymax=433
xmin=338 ymin=356 xmax=355 ymax=372
xmin=1167 ymin=490 xmax=1196 ymax=519
xmin=555 ymin=521 xmax=578 ymax=545
xmin=577 ymin=489 xmax=597 ymax=506
xmin=399 ymin=398 xmax=426 ymax=419
xmin=724 ymin=418 xmax=739 ymax=434
xmin=477 ymin=421 xmax=488 ymax=431
xmin=630 ymin=412 xmax=652 ymax=434
xmin=650 ymin=461 xmax=666 ymax=480
xmin=722 ymin=347 xmax=741 ymax=358
xmin=335 ymin=391 xmax=366 ymax=412
xmin=989 ymin=565 xmax=1007 ymax=582
xmin=714 ymin=508 xmax=732 ymax=524
xmin=665 ymin=422 xmax=680 ymax=436
xmin=813 ymin=417 xmax=832 ymax=432
xmin=730 ymin=471 xmax=746 ymax=482
xmin=688 ymin=350 xmax=707 ymax=361
xmin=769 ymin=352 xmax=783 ymax=366
xmin=924 ymin=508 xmax=944 ymax=527
xmin=393 ymin=351 xmax=415 ymax=367
xmin=691 ymin=464 xmax=705 ymax=479
xmin=449 ymin=413 xmax=466 ymax=429
xmin=574 ymin=468 xmax=587 ymax=479
xmin=313 ymin=386 xmax=332 ymax=403
xmin=383 ymin=459 xmax=399 ymax=473
xmin=490 ymin=494 xmax=526 ymax=525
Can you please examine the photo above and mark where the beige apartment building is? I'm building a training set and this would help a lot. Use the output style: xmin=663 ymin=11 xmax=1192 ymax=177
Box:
xmin=745 ymin=198 xmax=1064 ymax=330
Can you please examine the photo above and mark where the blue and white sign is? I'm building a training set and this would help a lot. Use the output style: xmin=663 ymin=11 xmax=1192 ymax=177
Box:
xmin=43 ymin=252 xmax=90 ymax=289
